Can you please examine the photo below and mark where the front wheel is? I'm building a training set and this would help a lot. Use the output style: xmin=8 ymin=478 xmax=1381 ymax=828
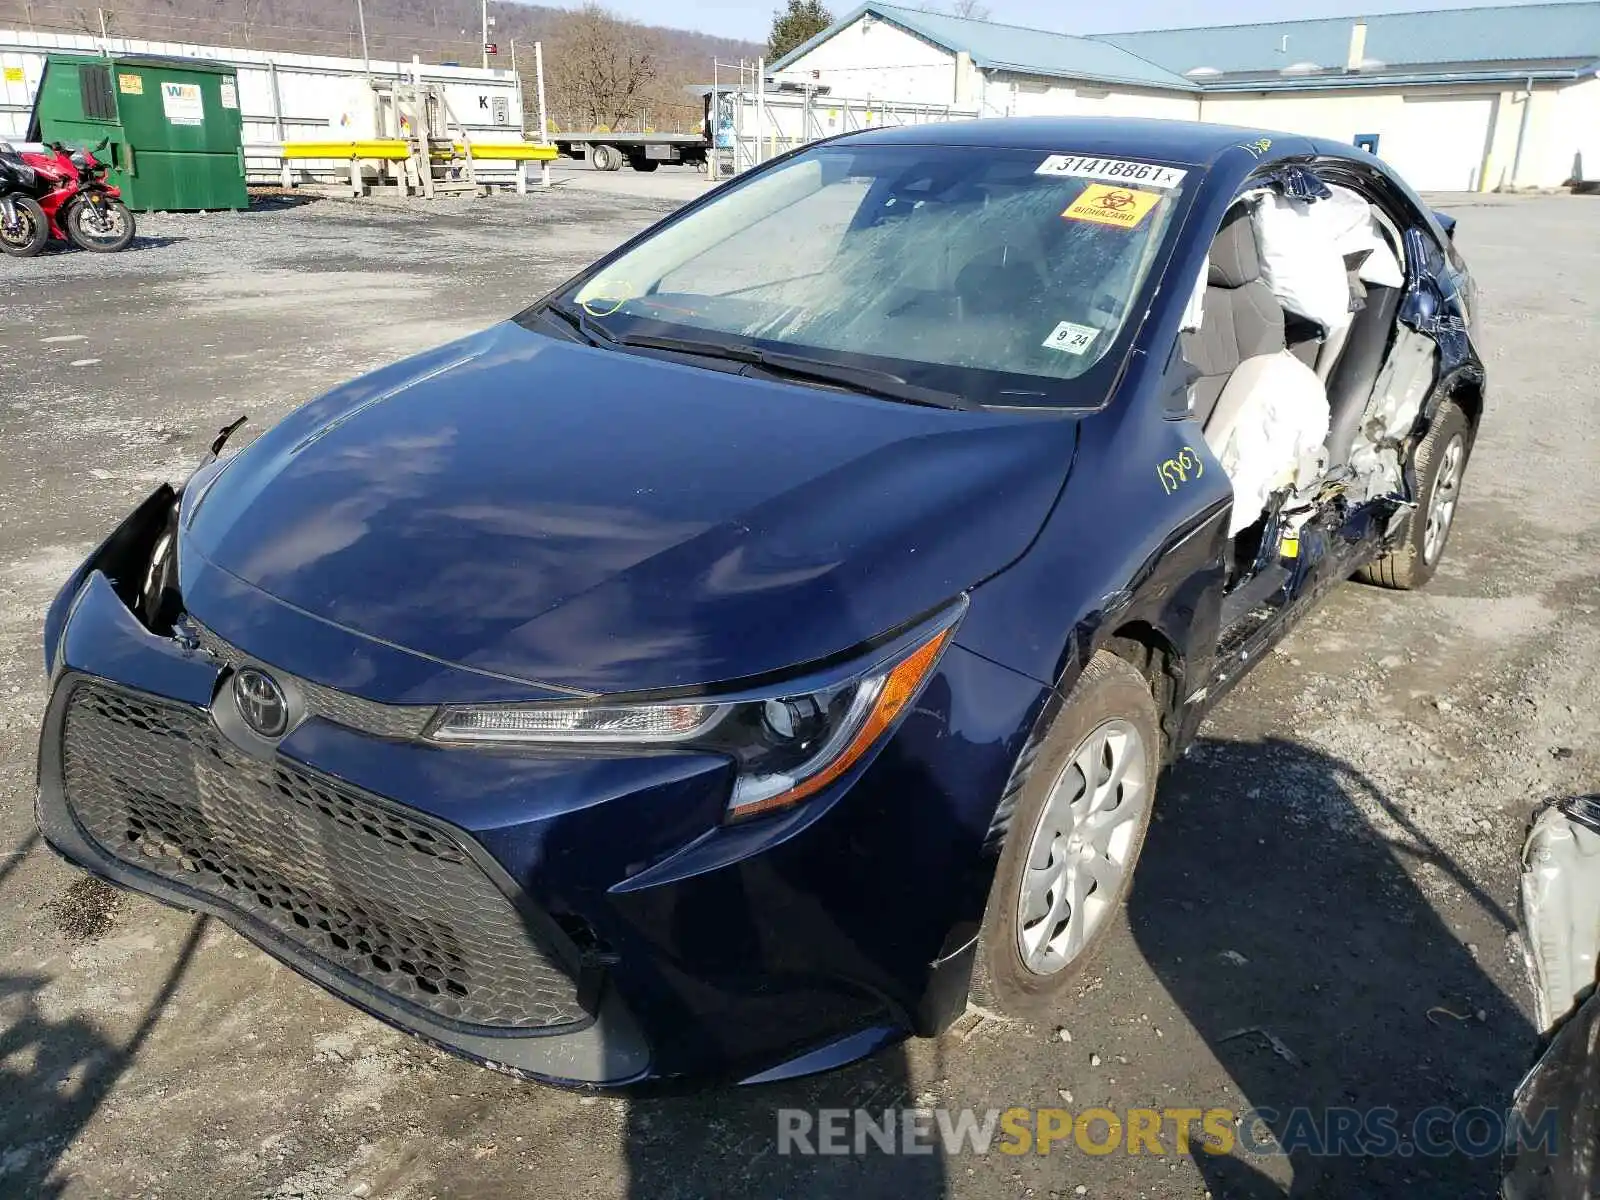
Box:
xmin=971 ymin=651 xmax=1160 ymax=1020
xmin=66 ymin=196 xmax=136 ymax=252
xmin=1358 ymin=398 xmax=1472 ymax=590
xmin=0 ymin=195 xmax=49 ymax=257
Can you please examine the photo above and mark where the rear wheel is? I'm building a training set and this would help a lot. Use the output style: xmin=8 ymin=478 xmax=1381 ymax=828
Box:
xmin=630 ymin=157 xmax=659 ymax=172
xmin=65 ymin=196 xmax=135 ymax=252
xmin=971 ymin=652 xmax=1160 ymax=1019
xmin=1359 ymin=398 xmax=1472 ymax=590
xmin=589 ymin=144 xmax=621 ymax=172
xmin=0 ymin=195 xmax=49 ymax=257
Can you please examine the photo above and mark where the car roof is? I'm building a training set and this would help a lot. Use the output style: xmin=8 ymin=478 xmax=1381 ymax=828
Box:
xmin=833 ymin=116 xmax=1298 ymax=166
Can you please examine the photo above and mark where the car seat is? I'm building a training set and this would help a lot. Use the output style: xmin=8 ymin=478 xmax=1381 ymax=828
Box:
xmin=1324 ymin=282 xmax=1403 ymax=467
xmin=1180 ymin=206 xmax=1287 ymax=430
xmin=1183 ymin=206 xmax=1331 ymax=536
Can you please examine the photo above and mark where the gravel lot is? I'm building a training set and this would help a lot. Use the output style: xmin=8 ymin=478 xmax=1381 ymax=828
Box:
xmin=0 ymin=181 xmax=1594 ymax=1200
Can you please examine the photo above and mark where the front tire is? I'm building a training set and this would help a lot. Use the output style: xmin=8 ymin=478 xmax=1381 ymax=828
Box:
xmin=1359 ymin=398 xmax=1472 ymax=590
xmin=66 ymin=196 xmax=135 ymax=252
xmin=0 ymin=195 xmax=49 ymax=257
xmin=972 ymin=651 xmax=1160 ymax=1020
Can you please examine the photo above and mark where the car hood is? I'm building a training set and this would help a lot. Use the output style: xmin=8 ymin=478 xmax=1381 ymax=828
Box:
xmin=184 ymin=322 xmax=1079 ymax=695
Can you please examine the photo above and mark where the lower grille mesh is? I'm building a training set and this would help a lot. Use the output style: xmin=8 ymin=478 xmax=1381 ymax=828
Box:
xmin=61 ymin=680 xmax=586 ymax=1031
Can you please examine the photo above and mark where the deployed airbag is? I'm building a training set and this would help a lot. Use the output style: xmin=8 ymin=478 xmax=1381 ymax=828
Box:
xmin=1249 ymin=185 xmax=1405 ymax=337
xmin=1251 ymin=192 xmax=1354 ymax=337
xmin=1204 ymin=350 xmax=1330 ymax=535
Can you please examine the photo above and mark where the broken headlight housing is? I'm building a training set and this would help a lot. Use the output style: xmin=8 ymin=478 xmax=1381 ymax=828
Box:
xmin=426 ymin=606 xmax=962 ymax=820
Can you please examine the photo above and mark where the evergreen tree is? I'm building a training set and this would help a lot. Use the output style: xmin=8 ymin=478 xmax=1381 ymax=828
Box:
xmin=768 ymin=0 xmax=833 ymax=61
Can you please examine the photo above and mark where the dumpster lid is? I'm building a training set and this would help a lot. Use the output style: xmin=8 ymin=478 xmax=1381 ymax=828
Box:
xmin=42 ymin=51 xmax=239 ymax=76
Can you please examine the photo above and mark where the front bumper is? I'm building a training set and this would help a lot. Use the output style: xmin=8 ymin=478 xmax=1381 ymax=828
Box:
xmin=37 ymin=490 xmax=1048 ymax=1086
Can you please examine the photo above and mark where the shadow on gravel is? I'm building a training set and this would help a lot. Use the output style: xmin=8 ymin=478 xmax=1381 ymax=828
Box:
xmin=123 ymin=235 xmax=187 ymax=253
xmin=36 ymin=234 xmax=187 ymax=256
xmin=1129 ymin=736 xmax=1534 ymax=1198
xmin=0 ymin=909 xmax=206 ymax=1198
xmin=247 ymin=191 xmax=326 ymax=212
xmin=624 ymin=1045 xmax=945 ymax=1200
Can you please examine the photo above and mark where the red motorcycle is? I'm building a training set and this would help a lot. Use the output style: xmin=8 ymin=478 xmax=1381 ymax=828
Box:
xmin=18 ymin=139 xmax=136 ymax=253
xmin=0 ymin=142 xmax=49 ymax=257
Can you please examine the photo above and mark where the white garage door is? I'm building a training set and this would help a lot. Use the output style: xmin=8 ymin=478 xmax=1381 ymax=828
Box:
xmin=1379 ymin=96 xmax=1495 ymax=192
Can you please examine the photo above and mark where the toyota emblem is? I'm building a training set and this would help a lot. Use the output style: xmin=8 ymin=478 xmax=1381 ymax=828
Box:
xmin=233 ymin=668 xmax=289 ymax=738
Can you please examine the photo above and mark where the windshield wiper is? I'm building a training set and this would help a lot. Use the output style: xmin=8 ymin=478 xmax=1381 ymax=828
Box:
xmin=543 ymin=302 xmax=976 ymax=411
xmin=741 ymin=350 xmax=977 ymax=411
xmin=543 ymin=300 xmax=619 ymax=347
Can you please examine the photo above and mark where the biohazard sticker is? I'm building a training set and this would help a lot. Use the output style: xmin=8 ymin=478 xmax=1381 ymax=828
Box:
xmin=1036 ymin=154 xmax=1187 ymax=189
xmin=1062 ymin=184 xmax=1162 ymax=230
xmin=1041 ymin=321 xmax=1099 ymax=355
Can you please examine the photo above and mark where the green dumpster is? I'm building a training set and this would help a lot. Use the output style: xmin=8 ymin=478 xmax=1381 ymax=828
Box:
xmin=27 ymin=53 xmax=247 ymax=212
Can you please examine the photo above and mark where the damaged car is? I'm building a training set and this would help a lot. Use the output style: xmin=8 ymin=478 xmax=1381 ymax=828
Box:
xmin=36 ymin=118 xmax=1484 ymax=1087
xmin=1505 ymin=795 xmax=1600 ymax=1198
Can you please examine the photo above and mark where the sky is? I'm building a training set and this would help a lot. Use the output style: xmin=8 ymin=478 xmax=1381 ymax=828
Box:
xmin=552 ymin=0 xmax=1583 ymax=44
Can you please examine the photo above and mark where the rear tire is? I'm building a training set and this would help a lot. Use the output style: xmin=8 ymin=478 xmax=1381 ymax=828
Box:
xmin=971 ymin=651 xmax=1160 ymax=1020
xmin=589 ymin=144 xmax=620 ymax=172
xmin=0 ymin=195 xmax=49 ymax=257
xmin=65 ymin=197 xmax=135 ymax=252
xmin=631 ymin=158 xmax=659 ymax=172
xmin=1358 ymin=398 xmax=1472 ymax=590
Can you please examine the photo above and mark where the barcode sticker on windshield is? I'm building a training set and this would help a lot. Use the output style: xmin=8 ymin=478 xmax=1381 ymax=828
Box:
xmin=1035 ymin=155 xmax=1187 ymax=190
xmin=1042 ymin=321 xmax=1099 ymax=355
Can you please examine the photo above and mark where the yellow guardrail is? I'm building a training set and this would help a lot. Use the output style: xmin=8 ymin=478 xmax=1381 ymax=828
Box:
xmin=281 ymin=140 xmax=412 ymax=160
xmin=449 ymin=142 xmax=559 ymax=162
xmin=278 ymin=140 xmax=558 ymax=162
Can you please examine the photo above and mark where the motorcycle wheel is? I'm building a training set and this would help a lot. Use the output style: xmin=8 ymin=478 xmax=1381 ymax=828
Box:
xmin=66 ymin=196 xmax=136 ymax=252
xmin=0 ymin=195 xmax=50 ymax=257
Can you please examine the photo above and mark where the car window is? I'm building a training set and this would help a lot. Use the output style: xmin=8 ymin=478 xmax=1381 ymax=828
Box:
xmin=565 ymin=144 xmax=1195 ymax=408
xmin=658 ymin=176 xmax=873 ymax=299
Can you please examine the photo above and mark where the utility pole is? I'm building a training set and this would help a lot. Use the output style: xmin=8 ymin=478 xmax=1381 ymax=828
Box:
xmin=355 ymin=0 xmax=371 ymax=82
xmin=481 ymin=0 xmax=488 ymax=68
xmin=97 ymin=6 xmax=109 ymax=52
xmin=534 ymin=40 xmax=551 ymax=188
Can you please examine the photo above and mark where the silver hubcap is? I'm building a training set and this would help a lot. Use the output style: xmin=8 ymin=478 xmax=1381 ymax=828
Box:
xmin=1015 ymin=718 xmax=1149 ymax=976
xmin=1423 ymin=434 xmax=1465 ymax=564
xmin=82 ymin=205 xmax=126 ymax=239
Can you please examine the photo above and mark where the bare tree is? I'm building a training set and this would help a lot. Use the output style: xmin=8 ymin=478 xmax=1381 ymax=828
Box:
xmin=948 ymin=0 xmax=991 ymax=17
xmin=546 ymin=4 xmax=658 ymax=132
xmin=74 ymin=5 xmax=114 ymax=35
xmin=239 ymin=0 xmax=262 ymax=47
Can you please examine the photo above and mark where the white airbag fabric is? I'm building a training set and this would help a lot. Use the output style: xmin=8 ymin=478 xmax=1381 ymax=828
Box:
xmin=1250 ymin=192 xmax=1354 ymax=337
xmin=1250 ymin=186 xmax=1405 ymax=337
xmin=1204 ymin=351 xmax=1331 ymax=535
xmin=1322 ymin=185 xmax=1404 ymax=287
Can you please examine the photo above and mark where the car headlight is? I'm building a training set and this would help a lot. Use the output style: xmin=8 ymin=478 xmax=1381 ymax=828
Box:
xmin=426 ymin=608 xmax=962 ymax=821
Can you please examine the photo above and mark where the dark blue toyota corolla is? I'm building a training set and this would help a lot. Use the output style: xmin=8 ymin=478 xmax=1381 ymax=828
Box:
xmin=37 ymin=118 xmax=1483 ymax=1087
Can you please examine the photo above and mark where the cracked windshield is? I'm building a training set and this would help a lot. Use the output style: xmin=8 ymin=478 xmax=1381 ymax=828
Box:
xmin=571 ymin=145 xmax=1186 ymax=405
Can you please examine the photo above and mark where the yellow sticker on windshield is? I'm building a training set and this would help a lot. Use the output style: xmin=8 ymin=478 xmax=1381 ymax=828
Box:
xmin=1063 ymin=184 xmax=1161 ymax=230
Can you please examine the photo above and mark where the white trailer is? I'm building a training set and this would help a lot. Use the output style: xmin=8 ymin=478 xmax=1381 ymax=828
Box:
xmin=709 ymin=82 xmax=978 ymax=176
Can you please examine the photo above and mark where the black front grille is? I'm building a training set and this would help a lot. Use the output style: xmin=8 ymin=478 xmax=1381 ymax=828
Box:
xmin=60 ymin=680 xmax=587 ymax=1031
